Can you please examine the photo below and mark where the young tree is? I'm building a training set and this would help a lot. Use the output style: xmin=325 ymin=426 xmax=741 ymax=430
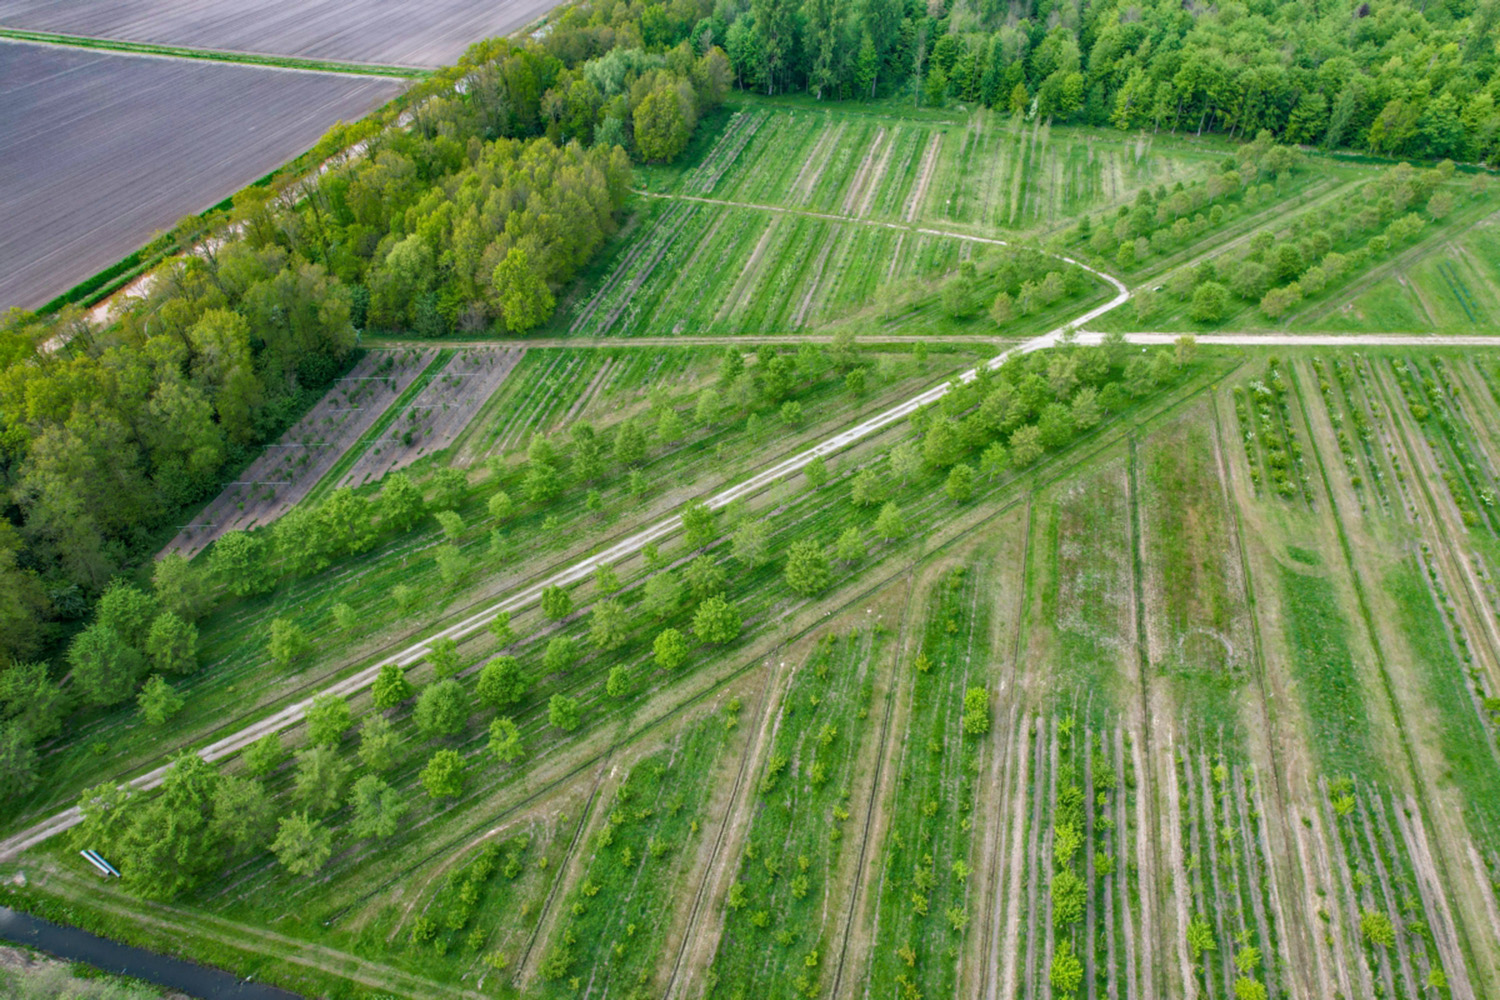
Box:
xmin=415 ymin=679 xmax=469 ymax=739
xmin=845 ymin=368 xmax=867 ymax=397
xmin=1189 ymin=281 xmax=1229 ymax=323
xmin=945 ymin=463 xmax=976 ymax=503
xmin=606 ymin=665 xmax=631 ymax=698
xmin=434 ymin=544 xmax=468 ymax=587
xmin=979 ymin=442 xmax=1009 ymax=480
xmin=850 ymin=467 xmax=884 ymax=506
xmin=548 ymin=694 xmax=582 ymax=731
xmin=489 ymin=716 xmax=526 ymax=763
xmin=680 ymin=502 xmax=717 ymax=550
xmin=487 ymin=490 xmax=514 ymax=522
xmin=692 ymin=594 xmax=742 ymax=644
xmin=349 ymin=774 xmax=408 ymax=839
xmin=493 ymin=247 xmax=554 ymax=333
xmin=69 ymin=624 xmax=144 ymax=707
xmin=271 ymin=812 xmax=333 ymax=876
xmin=784 ymin=539 xmax=832 ymax=596
xmin=1008 ymin=425 xmax=1045 ymax=467
xmin=208 ymin=531 xmax=270 ymax=597
xmin=731 ymin=518 xmax=771 ymax=568
xmin=293 ymin=745 xmax=350 ymax=815
xmin=654 ymin=628 xmax=690 ymax=670
xmin=380 ymin=473 xmax=426 ymax=533
xmin=643 ymin=571 xmax=683 ymax=620
xmin=543 ymin=636 xmax=578 ymax=674
xmin=962 ymin=686 xmax=990 ymax=735
xmin=210 ymin=775 xmax=274 ymax=856
xmin=685 ymin=555 xmax=727 ymax=599
xmin=834 ymin=526 xmax=866 ymax=564
xmin=332 ymin=602 xmax=357 ymax=632
xmin=243 ymin=733 xmax=285 ymax=778
xmin=804 ymin=455 xmax=829 ymax=489
xmin=540 ymin=585 xmax=572 ymax=620
xmin=97 ymin=580 xmax=158 ymax=650
xmin=890 ymin=442 xmax=922 ymax=485
xmin=0 ymin=723 xmax=38 ymax=801
xmin=357 ymin=713 xmax=401 ymax=771
xmin=436 ymin=509 xmax=465 ymax=540
xmin=590 ymin=598 xmax=630 ymax=652
xmin=306 ymin=694 xmax=352 ymax=747
xmin=873 ymin=501 xmax=908 ymax=541
xmin=477 ymin=655 xmax=528 ymax=708
xmin=152 ymin=553 xmax=211 ymax=621
xmin=421 ymin=748 xmax=466 ymax=800
xmin=0 ymin=661 xmax=69 ymax=742
xmin=372 ymin=663 xmax=415 ymax=710
xmin=488 ymin=610 xmax=516 ymax=648
xmin=268 ymin=618 xmax=311 ymax=669
xmin=428 ymin=637 xmax=461 ymax=679
xmin=1050 ymin=940 xmax=1083 ymax=995
xmin=594 ymin=563 xmax=621 ymax=595
xmin=137 ymin=675 xmax=184 ymax=726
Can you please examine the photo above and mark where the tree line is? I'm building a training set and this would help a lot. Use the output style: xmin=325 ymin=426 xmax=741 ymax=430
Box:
xmin=542 ymin=0 xmax=1500 ymax=163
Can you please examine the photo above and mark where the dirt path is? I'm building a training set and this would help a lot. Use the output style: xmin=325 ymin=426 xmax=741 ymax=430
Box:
xmin=903 ymin=133 xmax=942 ymax=224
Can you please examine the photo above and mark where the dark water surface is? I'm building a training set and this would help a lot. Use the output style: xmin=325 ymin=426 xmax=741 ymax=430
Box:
xmin=0 ymin=906 xmax=302 ymax=999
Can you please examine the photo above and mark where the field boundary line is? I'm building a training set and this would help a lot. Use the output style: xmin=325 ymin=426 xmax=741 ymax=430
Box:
xmin=0 ymin=28 xmax=428 ymax=78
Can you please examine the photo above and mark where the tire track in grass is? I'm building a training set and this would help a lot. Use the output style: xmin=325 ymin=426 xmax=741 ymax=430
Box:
xmin=1124 ymin=436 xmax=1168 ymax=1000
xmin=980 ymin=497 xmax=1033 ymax=1000
xmin=904 ymin=133 xmax=942 ymax=224
xmin=512 ymin=751 xmax=613 ymax=985
xmin=659 ymin=649 xmax=787 ymax=999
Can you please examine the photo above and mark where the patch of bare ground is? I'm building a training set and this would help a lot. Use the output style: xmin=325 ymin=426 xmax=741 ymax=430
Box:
xmin=1395 ymin=798 xmax=1478 ymax=1000
xmin=790 ymin=118 xmax=844 ymax=206
xmin=341 ymin=347 xmax=522 ymax=487
xmin=791 ymin=237 xmax=836 ymax=329
xmin=658 ymin=642 xmax=801 ymax=997
xmin=712 ymin=218 xmax=779 ymax=325
xmin=163 ymin=347 xmax=433 ymax=558
xmin=840 ymin=128 xmax=888 ymax=217
xmin=856 ymin=129 xmax=896 ymax=218
xmin=903 ymin=133 xmax=942 ymax=224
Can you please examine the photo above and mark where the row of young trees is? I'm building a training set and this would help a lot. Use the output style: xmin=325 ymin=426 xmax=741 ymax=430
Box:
xmin=0 ymin=0 xmax=734 ymax=770
xmin=583 ymin=0 xmax=1500 ymax=162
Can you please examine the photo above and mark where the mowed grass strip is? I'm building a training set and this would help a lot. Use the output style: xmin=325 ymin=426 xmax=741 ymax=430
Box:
xmin=1278 ymin=565 xmax=1383 ymax=782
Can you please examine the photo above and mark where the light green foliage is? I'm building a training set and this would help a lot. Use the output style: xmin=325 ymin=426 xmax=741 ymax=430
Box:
xmin=945 ymin=463 xmax=976 ymax=503
xmin=654 ymin=628 xmax=689 ymax=670
xmin=732 ymin=518 xmax=772 ymax=568
xmin=305 ymin=694 xmax=352 ymax=747
xmin=693 ymin=594 xmax=742 ymax=644
xmin=1360 ymin=908 xmax=1395 ymax=948
xmin=350 ymin=774 xmax=407 ymax=838
xmin=1187 ymin=914 xmax=1216 ymax=960
xmin=643 ymin=571 xmax=684 ymax=620
xmin=489 ymin=716 xmax=526 ymax=763
xmin=541 ymin=585 xmax=573 ymax=620
xmin=804 ymin=455 xmax=828 ymax=489
xmin=357 ymin=713 xmax=400 ymax=771
xmin=1232 ymin=978 xmax=1267 ymax=1000
xmin=549 ymin=694 xmax=582 ymax=731
xmin=136 ymin=675 xmax=184 ymax=726
xmin=488 ymin=490 xmax=514 ymax=522
xmin=243 ymin=733 xmax=284 ymax=778
xmin=268 ymin=618 xmax=311 ymax=669
xmin=835 ymin=526 xmax=865 ymax=564
xmin=488 ymin=611 xmax=516 ymax=648
xmin=590 ymin=598 xmax=630 ymax=651
xmin=272 ymin=812 xmax=333 ymax=876
xmin=961 ymin=686 xmax=989 ymax=735
xmin=543 ymin=636 xmax=578 ymax=674
xmin=293 ymin=745 xmax=349 ymax=815
xmin=686 ymin=555 xmax=726 ymax=599
xmin=607 ymin=665 xmax=631 ymax=698
xmin=783 ymin=538 xmax=832 ymax=596
xmin=372 ymin=663 xmax=415 ymax=710
xmin=421 ymin=748 xmax=466 ymax=799
xmin=415 ymin=679 xmax=469 ymax=739
xmin=428 ymin=637 xmax=461 ymax=679
xmin=873 ymin=502 xmax=908 ymax=541
xmin=1050 ymin=940 xmax=1083 ymax=995
xmin=478 ymin=656 xmax=528 ymax=708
